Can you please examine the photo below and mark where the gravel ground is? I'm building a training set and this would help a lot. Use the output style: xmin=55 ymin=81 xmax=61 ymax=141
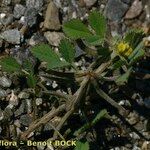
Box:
xmin=0 ymin=0 xmax=150 ymax=150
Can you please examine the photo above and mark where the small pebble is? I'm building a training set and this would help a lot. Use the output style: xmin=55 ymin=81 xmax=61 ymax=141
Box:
xmin=20 ymin=114 xmax=32 ymax=126
xmin=44 ymin=31 xmax=64 ymax=46
xmin=0 ymin=29 xmax=21 ymax=44
xmin=18 ymin=91 xmax=30 ymax=99
xmin=82 ymin=0 xmax=97 ymax=8
xmin=105 ymin=0 xmax=129 ymax=21
xmin=0 ymin=88 xmax=7 ymax=98
xmin=2 ymin=0 xmax=11 ymax=6
xmin=125 ymin=0 xmax=143 ymax=19
xmin=0 ymin=14 xmax=13 ymax=26
xmin=36 ymin=98 xmax=42 ymax=106
xmin=44 ymin=1 xmax=61 ymax=30
xmin=26 ymin=0 xmax=43 ymax=11
xmin=24 ymin=8 xmax=38 ymax=27
xmin=0 ymin=76 xmax=12 ymax=88
xmin=13 ymin=4 xmax=26 ymax=19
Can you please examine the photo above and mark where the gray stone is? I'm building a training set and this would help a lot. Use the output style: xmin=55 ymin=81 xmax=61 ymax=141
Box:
xmin=0 ymin=109 xmax=4 ymax=121
xmin=14 ymin=100 xmax=27 ymax=116
xmin=75 ymin=45 xmax=85 ymax=58
xmin=24 ymin=8 xmax=38 ymax=27
xmin=26 ymin=0 xmax=43 ymax=11
xmin=0 ymin=29 xmax=21 ymax=44
xmin=0 ymin=88 xmax=7 ymax=98
xmin=20 ymin=114 xmax=32 ymax=126
xmin=3 ymin=107 xmax=13 ymax=121
xmin=44 ymin=1 xmax=61 ymax=30
xmin=134 ymin=121 xmax=144 ymax=131
xmin=127 ymin=112 xmax=139 ymax=125
xmin=132 ymin=146 xmax=141 ymax=150
xmin=2 ymin=0 xmax=11 ymax=5
xmin=83 ymin=0 xmax=97 ymax=8
xmin=36 ymin=98 xmax=42 ymax=106
xmin=29 ymin=33 xmax=47 ymax=46
xmin=105 ymin=0 xmax=129 ymax=21
xmin=44 ymin=32 xmax=64 ymax=46
xmin=26 ymin=99 xmax=32 ymax=114
xmin=129 ymin=132 xmax=140 ymax=140
xmin=18 ymin=91 xmax=30 ymax=99
xmin=0 ymin=76 xmax=12 ymax=88
xmin=10 ymin=47 xmax=36 ymax=65
xmin=0 ymin=13 xmax=13 ymax=26
xmin=13 ymin=4 xmax=26 ymax=19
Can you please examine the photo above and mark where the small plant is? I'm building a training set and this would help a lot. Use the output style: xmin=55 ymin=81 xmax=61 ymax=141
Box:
xmin=0 ymin=11 xmax=145 ymax=150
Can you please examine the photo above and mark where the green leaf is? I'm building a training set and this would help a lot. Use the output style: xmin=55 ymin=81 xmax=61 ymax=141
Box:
xmin=92 ymin=109 xmax=108 ymax=125
xmin=74 ymin=123 xmax=90 ymax=136
xmin=74 ymin=141 xmax=89 ymax=150
xmin=97 ymin=46 xmax=110 ymax=57
xmin=59 ymin=39 xmax=75 ymax=63
xmin=31 ymin=44 xmax=69 ymax=69
xmin=26 ymin=73 xmax=37 ymax=88
xmin=128 ymin=42 xmax=145 ymax=64
xmin=22 ymin=60 xmax=34 ymax=74
xmin=111 ymin=59 xmax=126 ymax=70
xmin=63 ymin=19 xmax=91 ymax=39
xmin=115 ymin=68 xmax=132 ymax=85
xmin=89 ymin=11 xmax=106 ymax=39
xmin=0 ymin=57 xmax=21 ymax=73
xmin=85 ymin=35 xmax=103 ymax=46
xmin=130 ymin=49 xmax=144 ymax=65
xmin=124 ymin=29 xmax=145 ymax=49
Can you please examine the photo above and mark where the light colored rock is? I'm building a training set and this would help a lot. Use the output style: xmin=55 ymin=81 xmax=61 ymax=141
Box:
xmin=0 ymin=29 xmax=21 ymax=44
xmin=36 ymin=98 xmax=42 ymax=106
xmin=0 ymin=76 xmax=12 ymax=88
xmin=83 ymin=0 xmax=97 ymax=8
xmin=9 ymin=91 xmax=18 ymax=106
xmin=125 ymin=0 xmax=143 ymax=19
xmin=26 ymin=0 xmax=43 ymax=11
xmin=44 ymin=1 xmax=61 ymax=30
xmin=0 ymin=88 xmax=7 ymax=98
xmin=44 ymin=31 xmax=64 ymax=46
xmin=18 ymin=91 xmax=30 ymax=99
xmin=13 ymin=4 xmax=26 ymax=19
xmin=0 ymin=13 xmax=13 ymax=26
xmin=2 ymin=0 xmax=11 ymax=5
xmin=24 ymin=8 xmax=38 ymax=27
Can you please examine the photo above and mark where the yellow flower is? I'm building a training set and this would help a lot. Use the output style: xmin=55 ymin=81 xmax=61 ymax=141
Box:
xmin=117 ymin=41 xmax=133 ymax=57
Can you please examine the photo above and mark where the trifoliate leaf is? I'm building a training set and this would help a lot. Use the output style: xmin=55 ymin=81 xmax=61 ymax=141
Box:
xmin=31 ymin=44 xmax=69 ymax=69
xmin=89 ymin=11 xmax=107 ymax=39
xmin=63 ymin=19 xmax=91 ymax=39
xmin=59 ymin=39 xmax=75 ymax=63
xmin=0 ymin=57 xmax=21 ymax=73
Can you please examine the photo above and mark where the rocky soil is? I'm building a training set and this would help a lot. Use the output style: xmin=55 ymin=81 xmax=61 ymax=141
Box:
xmin=0 ymin=0 xmax=150 ymax=150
